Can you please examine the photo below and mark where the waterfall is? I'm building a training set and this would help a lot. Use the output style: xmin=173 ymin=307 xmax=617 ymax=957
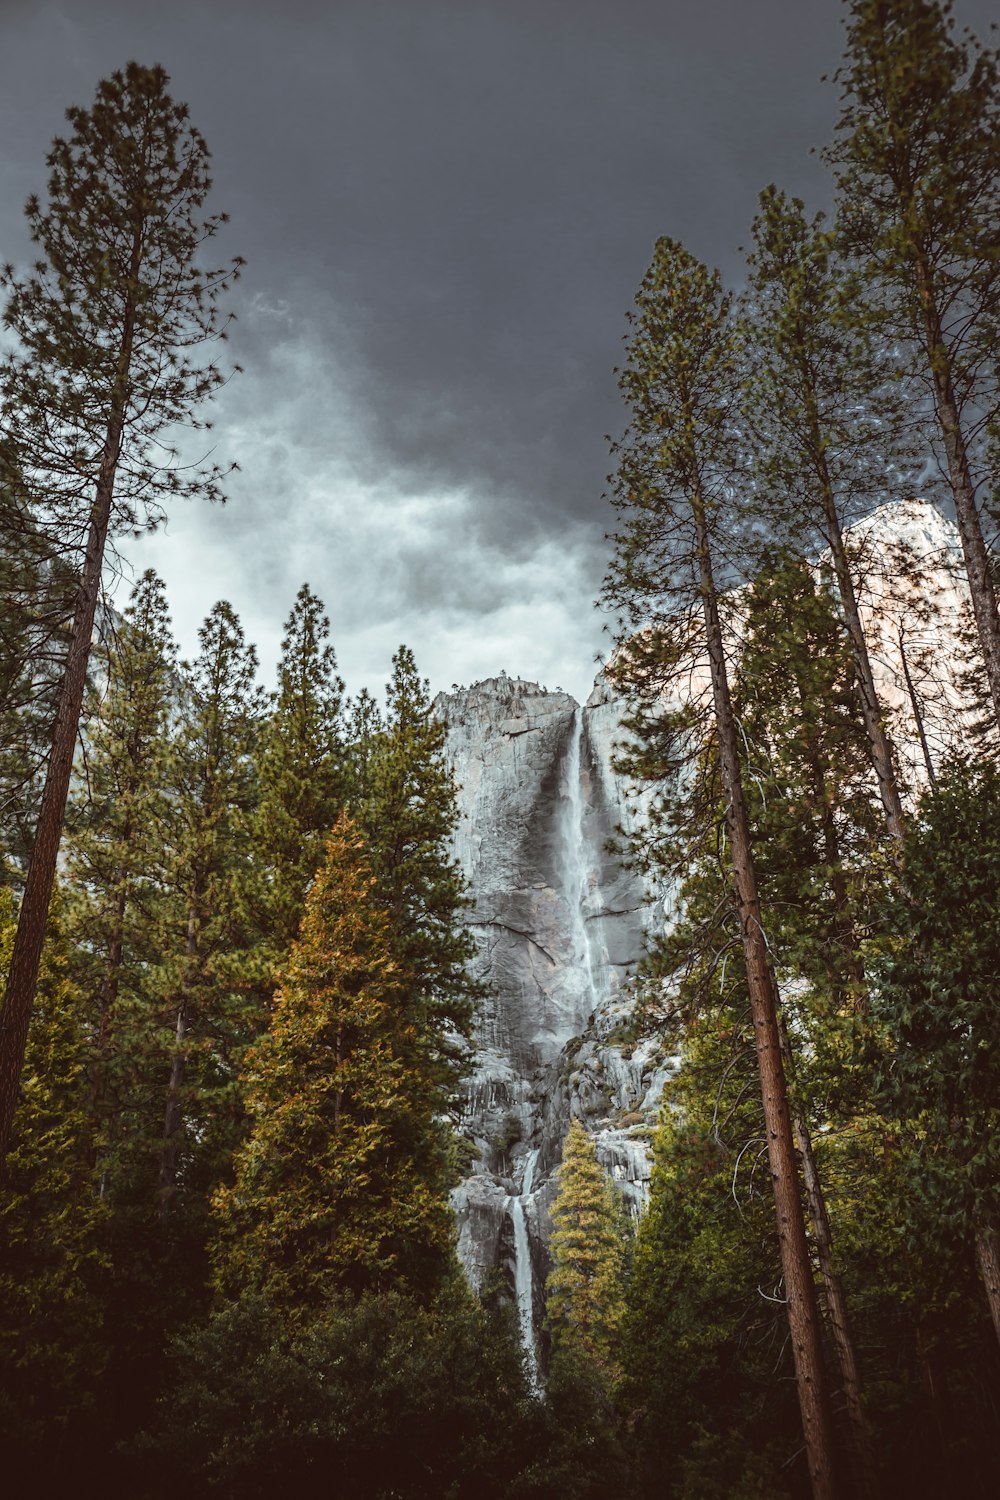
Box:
xmin=508 ymin=1146 xmax=540 ymax=1385
xmin=557 ymin=707 xmax=603 ymax=1013
xmin=504 ymin=710 xmax=609 ymax=1386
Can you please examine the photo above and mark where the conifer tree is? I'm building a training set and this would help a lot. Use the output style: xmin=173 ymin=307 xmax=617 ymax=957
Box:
xmin=871 ymin=758 xmax=1000 ymax=1350
xmin=64 ymin=569 xmax=176 ymax=1176
xmin=739 ymin=555 xmax=883 ymax=1500
xmin=158 ymin=601 xmax=265 ymax=1208
xmin=622 ymin=1007 xmax=797 ymax=1499
xmin=0 ymin=62 xmax=242 ymax=1162
xmin=604 ymin=237 xmax=839 ymax=1499
xmin=829 ymin=0 xmax=1000 ymax=728
xmin=0 ymin=887 xmax=107 ymax=1451
xmin=242 ymin=584 xmax=346 ymax=998
xmin=354 ymin=646 xmax=476 ymax=1110
xmin=739 ymin=553 xmax=878 ymax=1005
xmin=0 ymin=480 xmax=76 ymax=882
xmin=741 ymin=186 xmax=908 ymax=842
xmin=212 ymin=816 xmax=457 ymax=1310
xmin=545 ymin=1119 xmax=629 ymax=1379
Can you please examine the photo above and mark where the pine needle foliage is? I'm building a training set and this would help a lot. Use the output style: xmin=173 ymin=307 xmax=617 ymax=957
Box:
xmin=545 ymin=1119 xmax=629 ymax=1377
xmin=213 ymin=816 xmax=457 ymax=1311
xmin=353 ymin=646 xmax=477 ymax=1109
xmin=241 ymin=584 xmax=346 ymax=998
xmin=0 ymin=888 xmax=107 ymax=1451
xmin=829 ymin=0 xmax=1000 ymax=724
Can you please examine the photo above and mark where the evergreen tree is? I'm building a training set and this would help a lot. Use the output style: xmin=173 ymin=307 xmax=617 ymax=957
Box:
xmin=0 ymin=62 xmax=242 ymax=1162
xmin=741 ymin=185 xmax=908 ymax=841
xmin=242 ymin=584 xmax=346 ymax=999
xmin=141 ymin=1285 xmax=539 ymax=1500
xmin=738 ymin=555 xmax=885 ymax=1500
xmin=604 ymin=236 xmax=839 ymax=1499
xmin=623 ymin=1067 xmax=796 ymax=1500
xmin=871 ymin=758 xmax=1000 ymax=1351
xmin=545 ymin=1119 xmax=629 ymax=1379
xmin=0 ymin=887 xmax=107 ymax=1459
xmin=738 ymin=552 xmax=879 ymax=1012
xmin=0 ymin=479 xmax=76 ymax=883
xmin=213 ymin=816 xmax=457 ymax=1310
xmin=158 ymin=601 xmax=265 ymax=1210
xmin=829 ymin=0 xmax=1000 ymax=727
xmin=64 ymin=569 xmax=176 ymax=1181
xmin=354 ymin=646 xmax=477 ymax=1111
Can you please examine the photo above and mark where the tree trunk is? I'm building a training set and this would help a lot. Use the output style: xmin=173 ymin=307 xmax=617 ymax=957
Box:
xmin=898 ymin=629 xmax=936 ymax=787
xmin=692 ymin=491 xmax=841 ymax=1500
xmin=974 ymin=1219 xmax=1000 ymax=1351
xmin=777 ymin=1017 xmax=879 ymax=1500
xmin=0 ymin=234 xmax=141 ymax=1167
xmin=0 ymin=468 xmax=120 ymax=1163
xmin=818 ymin=482 xmax=907 ymax=845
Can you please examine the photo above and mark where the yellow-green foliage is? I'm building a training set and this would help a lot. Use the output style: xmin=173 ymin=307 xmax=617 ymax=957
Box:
xmin=545 ymin=1119 xmax=629 ymax=1376
xmin=212 ymin=816 xmax=456 ymax=1311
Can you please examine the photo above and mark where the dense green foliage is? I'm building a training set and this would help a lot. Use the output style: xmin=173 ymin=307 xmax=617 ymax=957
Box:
xmin=545 ymin=1119 xmax=629 ymax=1379
xmin=871 ymin=761 xmax=1000 ymax=1260
xmin=214 ymin=817 xmax=457 ymax=1307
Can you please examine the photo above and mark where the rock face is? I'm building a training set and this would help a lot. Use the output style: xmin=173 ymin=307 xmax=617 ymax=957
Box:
xmin=440 ymin=499 xmax=981 ymax=1367
xmin=439 ymin=676 xmax=675 ymax=1365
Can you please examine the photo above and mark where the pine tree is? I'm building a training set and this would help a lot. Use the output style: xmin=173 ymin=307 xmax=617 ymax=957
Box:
xmin=64 ymin=569 xmax=176 ymax=1179
xmin=871 ymin=758 xmax=1000 ymax=1351
xmin=622 ymin=1021 xmax=796 ymax=1500
xmin=158 ymin=601 xmax=265 ymax=1209
xmin=739 ymin=552 xmax=879 ymax=1005
xmin=604 ymin=237 xmax=840 ymax=1499
xmin=741 ymin=185 xmax=908 ymax=842
xmin=545 ymin=1119 xmax=629 ymax=1378
xmin=353 ymin=646 xmax=477 ymax=1111
xmin=829 ymin=0 xmax=1000 ymax=728
xmin=0 ymin=479 xmax=76 ymax=883
xmin=0 ymin=62 xmax=242 ymax=1162
xmin=242 ymin=584 xmax=346 ymax=998
xmin=0 ymin=887 xmax=107 ymax=1453
xmin=738 ymin=555 xmax=884 ymax=1500
xmin=212 ymin=816 xmax=457 ymax=1310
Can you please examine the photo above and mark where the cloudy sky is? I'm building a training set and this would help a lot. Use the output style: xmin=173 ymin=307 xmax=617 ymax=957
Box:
xmin=0 ymin=0 xmax=993 ymax=704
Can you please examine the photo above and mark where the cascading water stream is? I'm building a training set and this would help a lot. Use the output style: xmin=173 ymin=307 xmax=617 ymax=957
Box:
xmin=508 ymin=1147 xmax=540 ymax=1385
xmin=507 ymin=710 xmax=610 ymax=1385
xmin=557 ymin=708 xmax=604 ymax=1014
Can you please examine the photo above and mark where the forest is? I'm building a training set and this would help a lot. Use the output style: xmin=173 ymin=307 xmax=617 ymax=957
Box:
xmin=1 ymin=2 xmax=1000 ymax=1497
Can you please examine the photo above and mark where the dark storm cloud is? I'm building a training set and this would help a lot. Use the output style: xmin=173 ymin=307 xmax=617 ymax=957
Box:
xmin=0 ymin=0 xmax=844 ymax=517
xmin=1 ymin=0 xmax=996 ymax=700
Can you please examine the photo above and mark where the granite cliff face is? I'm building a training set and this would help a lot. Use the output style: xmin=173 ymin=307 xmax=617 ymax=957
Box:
xmin=438 ymin=499 xmax=979 ymax=1366
xmin=438 ymin=676 xmax=674 ymax=1364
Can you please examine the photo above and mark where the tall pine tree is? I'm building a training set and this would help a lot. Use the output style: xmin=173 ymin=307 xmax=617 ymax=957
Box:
xmin=241 ymin=584 xmax=346 ymax=1001
xmin=604 ymin=237 xmax=840 ymax=1499
xmin=353 ymin=647 xmax=477 ymax=1114
xmin=829 ymin=0 xmax=1000 ymax=728
xmin=0 ymin=62 xmax=242 ymax=1162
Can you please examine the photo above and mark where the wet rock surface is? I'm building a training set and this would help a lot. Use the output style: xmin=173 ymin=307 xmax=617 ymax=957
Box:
xmin=438 ymin=674 xmax=673 ymax=1342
